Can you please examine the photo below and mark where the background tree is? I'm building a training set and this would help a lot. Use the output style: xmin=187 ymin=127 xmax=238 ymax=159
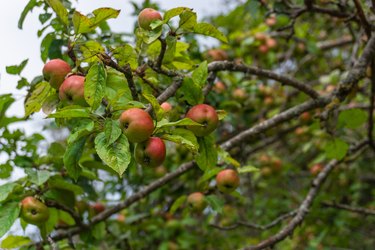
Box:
xmin=0 ymin=0 xmax=374 ymax=249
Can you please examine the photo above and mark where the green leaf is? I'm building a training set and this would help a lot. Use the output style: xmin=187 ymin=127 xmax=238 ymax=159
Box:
xmin=68 ymin=120 xmax=95 ymax=144
xmin=195 ymin=135 xmax=218 ymax=171
xmin=73 ymin=11 xmax=92 ymax=34
xmin=24 ymin=169 xmax=51 ymax=186
xmin=161 ymin=128 xmax=199 ymax=153
xmin=0 ymin=183 xmax=21 ymax=204
xmin=0 ymin=95 xmax=15 ymax=127
xmin=338 ymin=109 xmax=368 ymax=129
xmin=205 ymin=195 xmax=224 ymax=214
xmin=163 ymin=7 xmax=191 ymax=23
xmin=95 ymin=133 xmax=131 ymax=177
xmin=112 ymin=44 xmax=138 ymax=69
xmin=170 ymin=195 xmax=187 ymax=214
xmin=177 ymin=77 xmax=203 ymax=105
xmin=1 ymin=235 xmax=31 ymax=249
xmin=6 ymin=59 xmax=28 ymax=75
xmin=163 ymin=36 xmax=177 ymax=63
xmin=0 ymin=202 xmax=21 ymax=238
xmin=18 ymin=0 xmax=39 ymax=29
xmin=73 ymin=8 xmax=120 ymax=34
xmin=91 ymin=8 xmax=120 ymax=27
xmin=156 ymin=118 xmax=203 ymax=129
xmin=42 ymin=93 xmax=59 ymax=115
xmin=45 ymin=0 xmax=69 ymax=26
xmin=0 ymin=163 xmax=12 ymax=179
xmin=193 ymin=22 xmax=228 ymax=43
xmin=178 ymin=10 xmax=197 ymax=32
xmin=198 ymin=167 xmax=222 ymax=185
xmin=238 ymin=165 xmax=259 ymax=174
xmin=218 ymin=147 xmax=240 ymax=167
xmin=85 ymin=62 xmax=107 ymax=110
xmin=48 ymin=106 xmax=91 ymax=118
xmin=47 ymin=176 xmax=84 ymax=195
xmin=217 ymin=110 xmax=227 ymax=121
xmin=324 ymin=138 xmax=349 ymax=160
xmin=104 ymin=119 xmax=122 ymax=146
xmin=40 ymin=33 xmax=54 ymax=62
xmin=92 ymin=222 xmax=106 ymax=240
xmin=142 ymin=93 xmax=163 ymax=121
xmin=24 ymin=81 xmax=53 ymax=117
xmin=64 ymin=136 xmax=87 ymax=180
xmin=80 ymin=41 xmax=105 ymax=63
xmin=192 ymin=61 xmax=208 ymax=87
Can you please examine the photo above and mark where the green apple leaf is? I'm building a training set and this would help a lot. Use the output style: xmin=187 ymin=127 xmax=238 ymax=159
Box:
xmin=92 ymin=222 xmax=106 ymax=240
xmin=238 ymin=165 xmax=259 ymax=174
xmin=45 ymin=0 xmax=69 ymax=26
xmin=198 ymin=167 xmax=222 ymax=185
xmin=0 ymin=202 xmax=21 ymax=238
xmin=338 ymin=109 xmax=368 ymax=129
xmin=63 ymin=136 xmax=87 ymax=180
xmin=178 ymin=10 xmax=197 ymax=32
xmin=217 ymin=147 xmax=240 ymax=167
xmin=205 ymin=195 xmax=224 ymax=214
xmin=24 ymin=81 xmax=53 ymax=117
xmin=193 ymin=22 xmax=228 ymax=43
xmin=177 ymin=77 xmax=203 ymax=105
xmin=18 ymin=0 xmax=39 ymax=29
xmin=0 ymin=163 xmax=12 ymax=179
xmin=163 ymin=7 xmax=191 ymax=23
xmin=195 ymin=135 xmax=218 ymax=171
xmin=80 ymin=41 xmax=105 ymax=63
xmin=161 ymin=128 xmax=199 ymax=153
xmin=73 ymin=11 xmax=92 ymax=34
xmin=142 ymin=93 xmax=163 ymax=121
xmin=68 ymin=120 xmax=95 ymax=144
xmin=1 ymin=235 xmax=31 ymax=249
xmin=192 ymin=61 xmax=208 ymax=87
xmin=163 ymin=36 xmax=177 ymax=63
xmin=95 ymin=133 xmax=131 ymax=177
xmin=170 ymin=195 xmax=187 ymax=214
xmin=91 ymin=8 xmax=120 ymax=26
xmin=47 ymin=176 xmax=84 ymax=195
xmin=48 ymin=106 xmax=91 ymax=118
xmin=112 ymin=44 xmax=138 ymax=69
xmin=24 ymin=169 xmax=51 ymax=186
xmin=323 ymin=138 xmax=349 ymax=160
xmin=104 ymin=119 xmax=122 ymax=146
xmin=156 ymin=118 xmax=203 ymax=129
xmin=85 ymin=62 xmax=107 ymax=110
xmin=6 ymin=59 xmax=28 ymax=75
xmin=0 ymin=183 xmax=21 ymax=204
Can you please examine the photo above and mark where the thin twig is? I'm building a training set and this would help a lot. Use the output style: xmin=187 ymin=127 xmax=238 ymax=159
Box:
xmin=322 ymin=201 xmax=375 ymax=216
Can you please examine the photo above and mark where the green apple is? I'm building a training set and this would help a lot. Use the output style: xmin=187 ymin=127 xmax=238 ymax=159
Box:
xmin=20 ymin=197 xmax=49 ymax=225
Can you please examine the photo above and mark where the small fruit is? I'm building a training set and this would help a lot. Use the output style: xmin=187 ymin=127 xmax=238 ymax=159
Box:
xmin=161 ymin=102 xmax=172 ymax=112
xmin=43 ymin=59 xmax=71 ymax=89
xmin=206 ymin=49 xmax=228 ymax=61
xmin=59 ymin=75 xmax=88 ymax=106
xmin=266 ymin=38 xmax=277 ymax=49
xmin=155 ymin=165 xmax=167 ymax=177
xmin=138 ymin=8 xmax=163 ymax=30
xmin=213 ymin=81 xmax=226 ymax=94
xmin=232 ymin=88 xmax=247 ymax=101
xmin=265 ymin=15 xmax=277 ymax=26
xmin=310 ymin=163 xmax=323 ymax=176
xmin=91 ymin=202 xmax=105 ymax=215
xmin=187 ymin=192 xmax=206 ymax=212
xmin=135 ymin=137 xmax=166 ymax=167
xmin=119 ymin=108 xmax=154 ymax=143
xmin=216 ymin=169 xmax=240 ymax=193
xmin=20 ymin=197 xmax=50 ymax=225
xmin=258 ymin=44 xmax=269 ymax=53
xmin=300 ymin=112 xmax=312 ymax=122
xmin=186 ymin=104 xmax=219 ymax=137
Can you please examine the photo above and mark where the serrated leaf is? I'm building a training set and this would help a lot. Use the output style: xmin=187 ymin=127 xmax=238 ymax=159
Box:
xmin=18 ymin=0 xmax=39 ymax=29
xmin=104 ymin=119 xmax=122 ymax=146
xmin=192 ymin=61 xmax=208 ymax=87
xmin=24 ymin=169 xmax=51 ymax=186
xmin=112 ymin=44 xmax=138 ymax=69
xmin=68 ymin=120 xmax=95 ymax=144
xmin=178 ymin=10 xmax=197 ymax=31
xmin=142 ymin=93 xmax=163 ymax=121
xmin=324 ymin=138 xmax=349 ymax=160
xmin=238 ymin=165 xmax=259 ymax=174
xmin=64 ymin=136 xmax=87 ymax=180
xmin=161 ymin=128 xmax=199 ymax=153
xmin=0 ymin=183 xmax=20 ymax=204
xmin=45 ymin=0 xmax=68 ymax=26
xmin=73 ymin=11 xmax=92 ymax=34
xmin=195 ymin=135 xmax=218 ymax=171
xmin=163 ymin=7 xmax=191 ymax=23
xmin=24 ymin=81 xmax=53 ymax=117
xmin=95 ymin=133 xmax=131 ymax=177
xmin=6 ymin=59 xmax=28 ymax=75
xmin=205 ymin=195 xmax=224 ymax=214
xmin=177 ymin=77 xmax=203 ymax=105
xmin=48 ymin=106 xmax=91 ymax=118
xmin=1 ymin=235 xmax=31 ymax=249
xmin=163 ymin=36 xmax=177 ymax=63
xmin=81 ymin=41 xmax=105 ymax=63
xmin=91 ymin=8 xmax=120 ymax=27
xmin=170 ymin=195 xmax=187 ymax=214
xmin=156 ymin=118 xmax=203 ymax=129
xmin=338 ymin=109 xmax=368 ymax=129
xmin=0 ymin=202 xmax=21 ymax=238
xmin=85 ymin=62 xmax=106 ymax=110
xmin=218 ymin=147 xmax=240 ymax=167
xmin=216 ymin=110 xmax=227 ymax=120
xmin=193 ymin=22 xmax=228 ymax=43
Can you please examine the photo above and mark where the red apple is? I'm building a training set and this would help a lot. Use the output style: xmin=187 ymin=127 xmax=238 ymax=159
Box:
xmin=187 ymin=192 xmax=206 ymax=212
xmin=91 ymin=202 xmax=105 ymax=215
xmin=59 ymin=75 xmax=88 ymax=106
xmin=135 ymin=137 xmax=166 ymax=167
xmin=43 ymin=59 xmax=71 ymax=89
xmin=138 ymin=8 xmax=163 ymax=30
xmin=160 ymin=102 xmax=172 ymax=112
xmin=310 ymin=163 xmax=323 ymax=176
xmin=119 ymin=108 xmax=154 ymax=143
xmin=206 ymin=49 xmax=228 ymax=61
xmin=185 ymin=104 xmax=219 ymax=137
xmin=213 ymin=81 xmax=226 ymax=94
xmin=216 ymin=169 xmax=240 ymax=193
xmin=258 ymin=44 xmax=269 ymax=53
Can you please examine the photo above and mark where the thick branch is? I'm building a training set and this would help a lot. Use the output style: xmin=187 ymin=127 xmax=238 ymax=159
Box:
xmin=208 ymin=61 xmax=320 ymax=99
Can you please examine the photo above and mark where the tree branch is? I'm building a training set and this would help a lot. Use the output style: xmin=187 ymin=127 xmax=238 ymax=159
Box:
xmin=321 ymin=201 xmax=375 ymax=216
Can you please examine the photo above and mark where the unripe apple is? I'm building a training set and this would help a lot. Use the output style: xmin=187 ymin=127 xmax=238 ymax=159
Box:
xmin=206 ymin=49 xmax=228 ymax=61
xmin=119 ymin=108 xmax=154 ymax=143
xmin=43 ymin=59 xmax=71 ymax=89
xmin=20 ymin=197 xmax=50 ymax=225
xmin=135 ymin=137 xmax=166 ymax=167
xmin=187 ymin=192 xmax=206 ymax=212
xmin=160 ymin=102 xmax=172 ymax=112
xmin=59 ymin=75 xmax=88 ymax=106
xmin=216 ymin=169 xmax=240 ymax=193
xmin=138 ymin=8 xmax=163 ymax=30
xmin=185 ymin=104 xmax=219 ymax=137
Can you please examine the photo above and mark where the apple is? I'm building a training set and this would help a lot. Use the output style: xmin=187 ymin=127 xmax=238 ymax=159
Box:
xmin=185 ymin=104 xmax=219 ymax=137
xmin=119 ymin=108 xmax=154 ymax=143
xmin=155 ymin=165 xmax=167 ymax=177
xmin=59 ymin=75 xmax=88 ymax=106
xmin=138 ymin=8 xmax=163 ymax=30
xmin=20 ymin=197 xmax=50 ymax=225
xmin=300 ymin=112 xmax=312 ymax=123
xmin=135 ymin=137 xmax=166 ymax=167
xmin=258 ymin=44 xmax=269 ymax=53
xmin=266 ymin=38 xmax=277 ymax=49
xmin=187 ymin=192 xmax=206 ymax=212
xmin=254 ymin=33 xmax=267 ymax=41
xmin=310 ymin=163 xmax=323 ymax=176
xmin=232 ymin=88 xmax=247 ymax=101
xmin=43 ymin=58 xmax=71 ymax=89
xmin=213 ymin=81 xmax=226 ymax=94
xmin=91 ymin=202 xmax=105 ymax=215
xmin=160 ymin=102 xmax=172 ymax=112
xmin=216 ymin=169 xmax=240 ymax=193
xmin=265 ymin=15 xmax=277 ymax=26
xmin=264 ymin=96 xmax=273 ymax=106
xmin=206 ymin=49 xmax=228 ymax=61
xmin=117 ymin=213 xmax=126 ymax=223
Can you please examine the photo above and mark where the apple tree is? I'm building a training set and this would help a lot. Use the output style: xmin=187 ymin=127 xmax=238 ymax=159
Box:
xmin=0 ymin=0 xmax=374 ymax=249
